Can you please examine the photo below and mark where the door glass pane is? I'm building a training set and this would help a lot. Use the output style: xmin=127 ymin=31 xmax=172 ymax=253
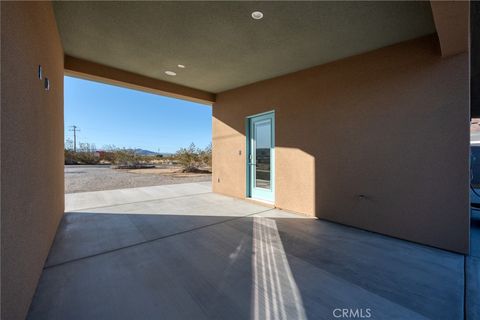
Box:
xmin=255 ymin=121 xmax=271 ymax=189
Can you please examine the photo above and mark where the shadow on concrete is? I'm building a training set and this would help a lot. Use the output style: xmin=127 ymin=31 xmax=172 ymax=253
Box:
xmin=27 ymin=210 xmax=466 ymax=320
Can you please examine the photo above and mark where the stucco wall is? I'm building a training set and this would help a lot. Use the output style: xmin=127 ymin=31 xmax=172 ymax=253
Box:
xmin=212 ymin=35 xmax=470 ymax=253
xmin=1 ymin=2 xmax=64 ymax=319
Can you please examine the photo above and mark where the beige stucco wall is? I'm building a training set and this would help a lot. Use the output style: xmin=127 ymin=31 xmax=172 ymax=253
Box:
xmin=1 ymin=2 xmax=64 ymax=319
xmin=213 ymin=35 xmax=470 ymax=254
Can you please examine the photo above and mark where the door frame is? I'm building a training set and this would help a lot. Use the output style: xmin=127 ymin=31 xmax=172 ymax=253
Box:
xmin=245 ymin=110 xmax=275 ymax=203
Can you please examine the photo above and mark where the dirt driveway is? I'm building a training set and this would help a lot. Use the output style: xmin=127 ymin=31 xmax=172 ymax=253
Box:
xmin=65 ymin=165 xmax=211 ymax=193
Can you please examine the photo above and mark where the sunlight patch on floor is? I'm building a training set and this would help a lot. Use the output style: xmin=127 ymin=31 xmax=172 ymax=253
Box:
xmin=252 ymin=217 xmax=307 ymax=320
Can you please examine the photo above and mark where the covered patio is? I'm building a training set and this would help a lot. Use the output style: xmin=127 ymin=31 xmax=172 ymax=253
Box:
xmin=28 ymin=182 xmax=467 ymax=320
xmin=2 ymin=2 xmax=476 ymax=319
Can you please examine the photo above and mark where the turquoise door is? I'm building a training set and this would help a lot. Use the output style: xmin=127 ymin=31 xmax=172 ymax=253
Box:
xmin=247 ymin=112 xmax=275 ymax=203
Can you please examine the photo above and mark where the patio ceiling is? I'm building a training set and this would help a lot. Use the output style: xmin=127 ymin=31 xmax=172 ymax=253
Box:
xmin=53 ymin=1 xmax=435 ymax=94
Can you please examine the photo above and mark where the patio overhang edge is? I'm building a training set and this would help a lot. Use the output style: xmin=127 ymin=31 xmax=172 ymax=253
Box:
xmin=64 ymin=55 xmax=216 ymax=105
xmin=430 ymin=0 xmax=469 ymax=57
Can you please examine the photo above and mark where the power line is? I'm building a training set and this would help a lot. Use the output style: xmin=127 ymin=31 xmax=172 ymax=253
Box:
xmin=68 ymin=125 xmax=80 ymax=152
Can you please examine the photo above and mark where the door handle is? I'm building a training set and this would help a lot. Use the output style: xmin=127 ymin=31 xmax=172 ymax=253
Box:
xmin=248 ymin=162 xmax=257 ymax=166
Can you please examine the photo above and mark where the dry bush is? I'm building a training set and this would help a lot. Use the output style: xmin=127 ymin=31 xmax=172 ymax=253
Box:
xmin=64 ymin=141 xmax=99 ymax=165
xmin=175 ymin=143 xmax=211 ymax=173
xmin=75 ymin=143 xmax=99 ymax=164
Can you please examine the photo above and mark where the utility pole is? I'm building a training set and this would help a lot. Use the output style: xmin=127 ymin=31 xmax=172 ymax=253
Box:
xmin=69 ymin=125 xmax=80 ymax=152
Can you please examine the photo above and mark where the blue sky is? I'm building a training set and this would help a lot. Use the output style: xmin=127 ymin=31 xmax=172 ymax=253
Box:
xmin=64 ymin=76 xmax=212 ymax=153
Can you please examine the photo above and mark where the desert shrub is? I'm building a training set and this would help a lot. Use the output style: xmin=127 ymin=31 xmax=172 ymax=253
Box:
xmin=102 ymin=145 xmax=157 ymax=168
xmin=113 ymin=149 xmax=137 ymax=166
xmin=64 ymin=149 xmax=76 ymax=164
xmin=103 ymin=145 xmax=138 ymax=166
xmin=199 ymin=143 xmax=212 ymax=167
xmin=64 ymin=138 xmax=76 ymax=164
xmin=76 ymin=143 xmax=99 ymax=164
xmin=64 ymin=139 xmax=100 ymax=165
xmin=175 ymin=143 xmax=211 ymax=172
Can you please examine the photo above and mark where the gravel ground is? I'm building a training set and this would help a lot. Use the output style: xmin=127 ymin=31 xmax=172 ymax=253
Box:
xmin=65 ymin=165 xmax=211 ymax=194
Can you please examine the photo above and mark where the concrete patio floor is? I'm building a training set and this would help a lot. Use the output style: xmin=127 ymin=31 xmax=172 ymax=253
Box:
xmin=468 ymin=210 xmax=480 ymax=320
xmin=27 ymin=182 xmax=475 ymax=319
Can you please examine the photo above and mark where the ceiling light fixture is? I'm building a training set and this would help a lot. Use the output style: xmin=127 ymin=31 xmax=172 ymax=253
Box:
xmin=177 ymin=64 xmax=185 ymax=68
xmin=251 ymin=11 xmax=264 ymax=20
xmin=165 ymin=71 xmax=176 ymax=76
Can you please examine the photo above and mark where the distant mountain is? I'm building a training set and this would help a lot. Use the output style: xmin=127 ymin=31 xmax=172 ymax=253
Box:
xmin=132 ymin=149 xmax=156 ymax=156
xmin=133 ymin=149 xmax=173 ymax=157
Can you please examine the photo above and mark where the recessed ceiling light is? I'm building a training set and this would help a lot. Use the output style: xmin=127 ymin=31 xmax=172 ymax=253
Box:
xmin=177 ymin=64 xmax=185 ymax=68
xmin=251 ymin=11 xmax=263 ymax=20
xmin=165 ymin=71 xmax=176 ymax=76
